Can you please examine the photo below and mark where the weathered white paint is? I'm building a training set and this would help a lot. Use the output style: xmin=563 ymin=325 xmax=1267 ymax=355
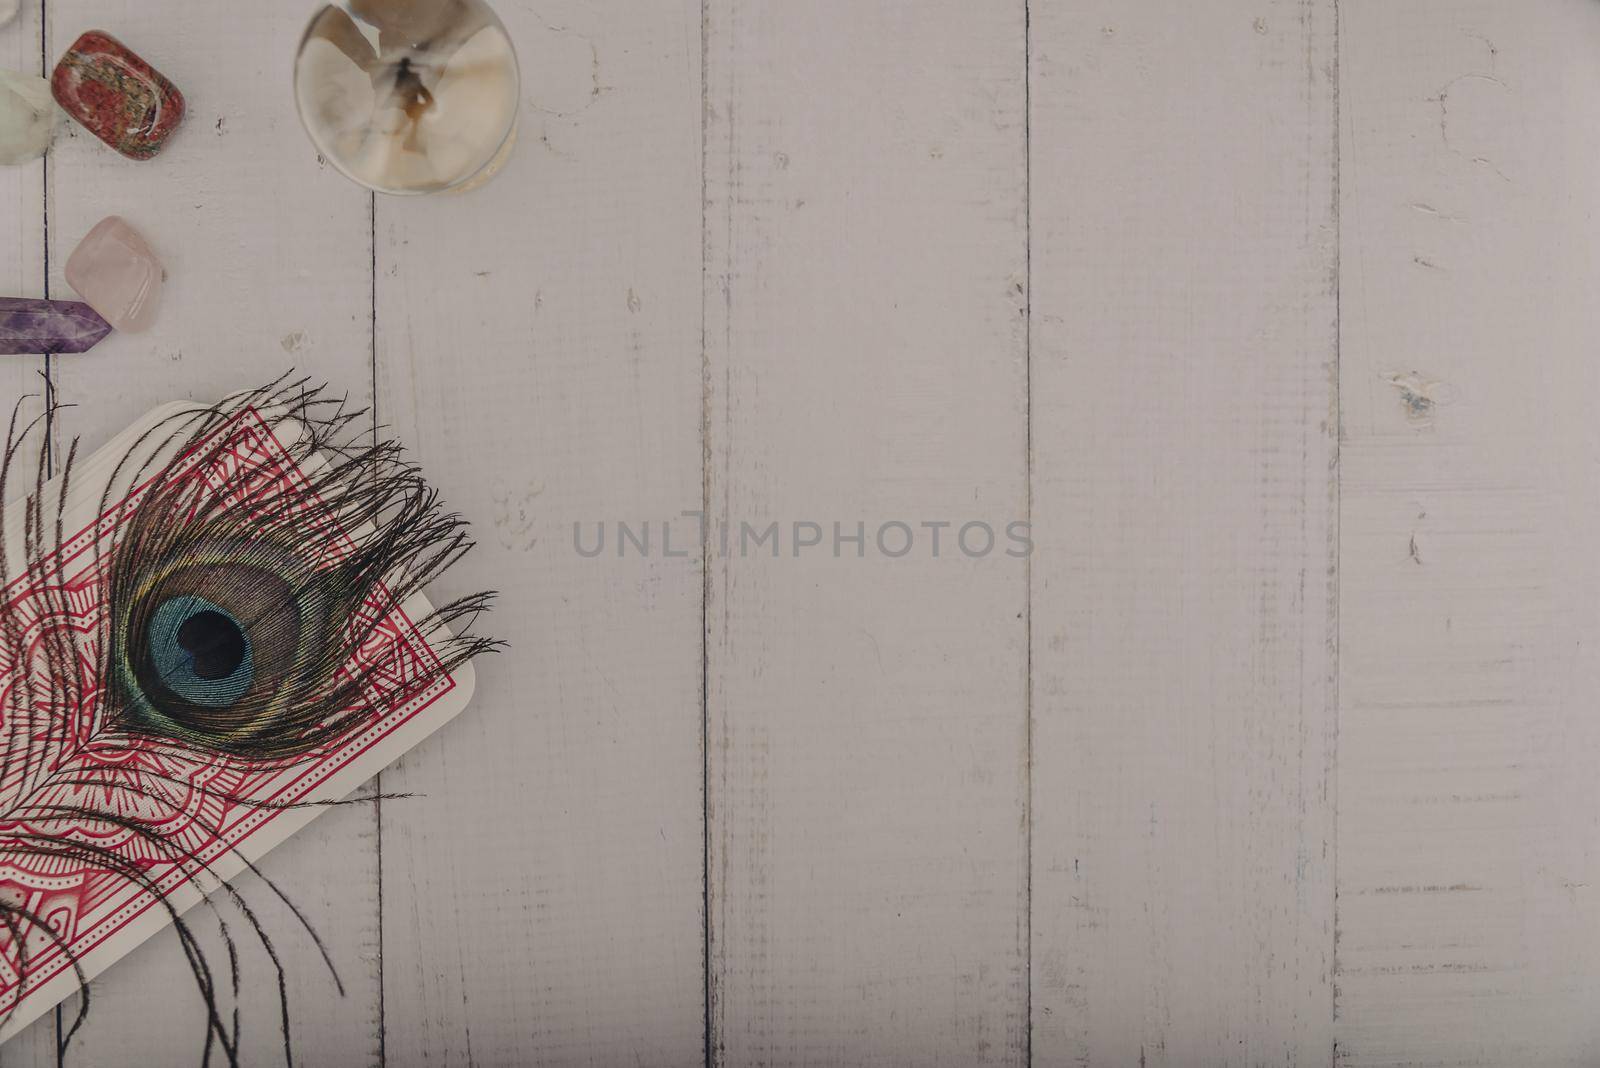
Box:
xmin=1028 ymin=1 xmax=1339 ymax=1064
xmin=3 ymin=0 xmax=1599 ymax=1062
xmin=375 ymin=0 xmax=707 ymax=1064
xmin=1337 ymin=2 xmax=1600 ymax=1064
xmin=702 ymin=2 xmax=1029 ymax=1064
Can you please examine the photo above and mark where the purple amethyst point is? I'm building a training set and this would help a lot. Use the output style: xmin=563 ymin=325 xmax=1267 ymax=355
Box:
xmin=0 ymin=297 xmax=113 ymax=355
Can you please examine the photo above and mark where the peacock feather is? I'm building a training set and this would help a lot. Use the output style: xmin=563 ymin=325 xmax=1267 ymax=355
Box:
xmin=0 ymin=376 xmax=496 ymax=1065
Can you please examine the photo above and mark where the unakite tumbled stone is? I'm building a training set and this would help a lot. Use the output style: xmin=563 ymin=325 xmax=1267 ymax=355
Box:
xmin=52 ymin=31 xmax=185 ymax=159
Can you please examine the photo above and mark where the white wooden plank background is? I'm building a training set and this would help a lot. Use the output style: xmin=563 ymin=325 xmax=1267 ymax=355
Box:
xmin=0 ymin=0 xmax=1597 ymax=1064
xmin=702 ymin=2 xmax=1027 ymax=1065
xmin=375 ymin=0 xmax=705 ymax=1064
xmin=1029 ymin=2 xmax=1338 ymax=1064
xmin=1337 ymin=2 xmax=1600 ymax=1065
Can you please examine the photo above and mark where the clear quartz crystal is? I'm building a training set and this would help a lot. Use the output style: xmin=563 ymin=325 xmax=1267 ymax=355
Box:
xmin=294 ymin=0 xmax=518 ymax=195
xmin=0 ymin=68 xmax=59 ymax=166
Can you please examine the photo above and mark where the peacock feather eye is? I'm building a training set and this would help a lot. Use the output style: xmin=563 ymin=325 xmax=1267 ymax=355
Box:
xmin=145 ymin=596 xmax=255 ymax=707
xmin=110 ymin=539 xmax=340 ymax=754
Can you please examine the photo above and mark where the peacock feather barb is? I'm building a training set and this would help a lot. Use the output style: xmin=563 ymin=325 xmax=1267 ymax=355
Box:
xmin=0 ymin=378 xmax=495 ymax=1064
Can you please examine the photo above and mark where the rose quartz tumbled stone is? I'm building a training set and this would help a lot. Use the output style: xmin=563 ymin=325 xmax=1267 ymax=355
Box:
xmin=64 ymin=216 xmax=163 ymax=333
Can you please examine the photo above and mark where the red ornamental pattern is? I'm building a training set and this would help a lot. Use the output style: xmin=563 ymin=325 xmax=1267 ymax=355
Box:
xmin=0 ymin=409 xmax=453 ymax=1010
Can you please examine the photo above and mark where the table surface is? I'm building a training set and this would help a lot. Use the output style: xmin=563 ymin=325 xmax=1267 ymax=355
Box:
xmin=1 ymin=0 xmax=1596 ymax=1065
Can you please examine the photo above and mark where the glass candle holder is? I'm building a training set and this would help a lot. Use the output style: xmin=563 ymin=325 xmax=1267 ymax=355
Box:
xmin=294 ymin=0 xmax=519 ymax=195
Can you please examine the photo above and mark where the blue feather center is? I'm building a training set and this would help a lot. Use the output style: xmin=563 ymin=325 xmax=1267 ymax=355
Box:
xmin=147 ymin=595 xmax=254 ymax=708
